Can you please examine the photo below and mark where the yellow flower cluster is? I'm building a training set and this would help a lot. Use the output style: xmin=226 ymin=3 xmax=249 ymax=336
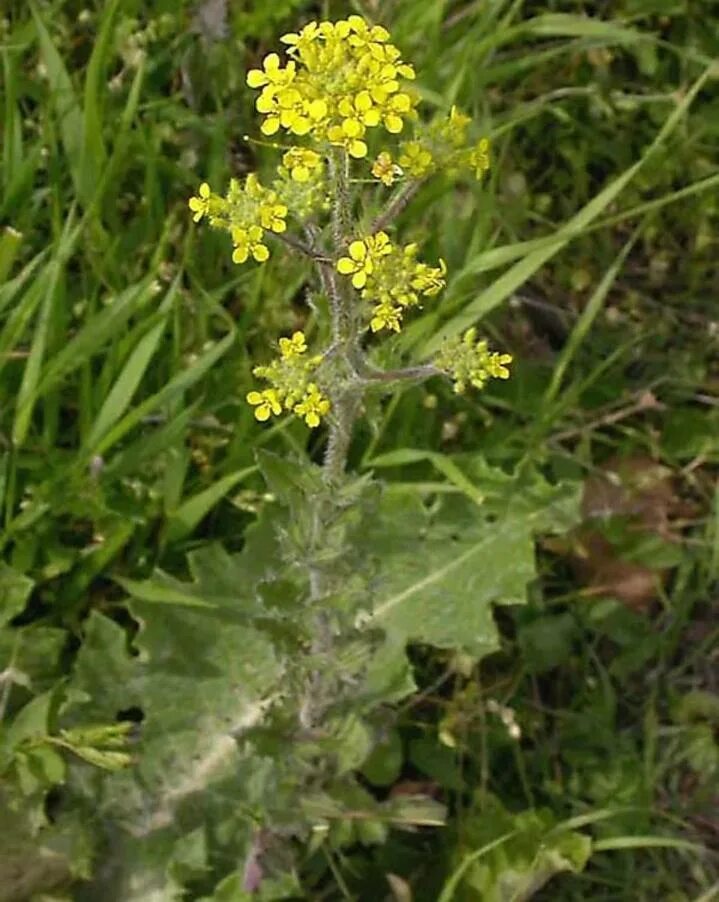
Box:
xmin=435 ymin=328 xmax=512 ymax=393
xmin=246 ymin=16 xmax=417 ymax=158
xmin=248 ymin=331 xmax=331 ymax=427
xmin=337 ymin=232 xmax=446 ymax=333
xmin=370 ymin=107 xmax=489 ymax=187
xmin=188 ymin=174 xmax=287 ymax=264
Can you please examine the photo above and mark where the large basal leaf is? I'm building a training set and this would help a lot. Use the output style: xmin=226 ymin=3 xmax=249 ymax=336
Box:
xmin=66 ymin=588 xmax=284 ymax=897
xmin=363 ymin=477 xmax=579 ymax=658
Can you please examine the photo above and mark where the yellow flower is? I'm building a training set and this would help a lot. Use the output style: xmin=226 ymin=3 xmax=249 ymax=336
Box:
xmin=411 ymin=258 xmax=447 ymax=296
xmin=232 ymin=225 xmax=269 ymax=264
xmin=258 ymin=201 xmax=287 ymax=233
xmin=382 ymin=92 xmax=412 ymax=133
xmin=337 ymin=232 xmax=392 ymax=289
xmin=365 ymin=231 xmax=392 ymax=258
xmin=346 ymin=14 xmax=390 ymax=47
xmin=337 ymin=239 xmax=373 ymax=288
xmin=279 ymin=331 xmax=307 ymax=359
xmin=371 ymin=152 xmax=402 ymax=186
xmin=188 ymin=182 xmax=211 ymax=222
xmin=370 ymin=302 xmax=402 ymax=333
xmin=398 ymin=141 xmax=433 ymax=177
xmin=246 ymin=52 xmax=296 ymax=90
xmin=487 ymin=352 xmax=512 ymax=380
xmin=282 ymin=148 xmax=322 ymax=182
xmin=293 ymin=383 xmax=330 ymax=428
xmin=443 ymin=105 xmax=471 ymax=147
xmin=247 ymin=389 xmax=283 ymax=421
xmin=468 ymin=138 xmax=490 ymax=179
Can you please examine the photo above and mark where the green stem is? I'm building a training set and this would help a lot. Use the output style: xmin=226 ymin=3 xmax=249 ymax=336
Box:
xmin=372 ymin=178 xmax=423 ymax=232
xmin=321 ymin=148 xmax=359 ymax=483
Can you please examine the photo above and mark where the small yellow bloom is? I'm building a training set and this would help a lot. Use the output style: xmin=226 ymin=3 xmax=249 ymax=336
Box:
xmin=247 ymin=389 xmax=282 ymax=422
xmin=279 ymin=331 xmax=307 ymax=359
xmin=487 ymin=353 xmax=512 ymax=380
xmin=370 ymin=302 xmax=402 ymax=333
xmin=246 ymin=53 xmax=295 ymax=90
xmin=337 ymin=232 xmax=392 ymax=289
xmin=337 ymin=240 xmax=373 ymax=289
xmin=293 ymin=383 xmax=330 ymax=428
xmin=411 ymin=258 xmax=447 ymax=296
xmin=188 ymin=182 xmax=211 ymax=222
xmin=282 ymin=148 xmax=322 ymax=182
xmin=231 ymin=225 xmax=269 ymax=265
xmin=371 ymin=152 xmax=402 ymax=187
xmin=468 ymin=138 xmax=490 ymax=179
xmin=398 ymin=141 xmax=433 ymax=177
xmin=258 ymin=201 xmax=287 ymax=233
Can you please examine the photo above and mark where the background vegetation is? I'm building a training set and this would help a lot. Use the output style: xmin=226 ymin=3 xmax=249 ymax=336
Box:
xmin=0 ymin=0 xmax=717 ymax=899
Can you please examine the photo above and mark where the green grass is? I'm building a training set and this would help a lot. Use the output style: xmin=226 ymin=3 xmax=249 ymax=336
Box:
xmin=1 ymin=0 xmax=718 ymax=898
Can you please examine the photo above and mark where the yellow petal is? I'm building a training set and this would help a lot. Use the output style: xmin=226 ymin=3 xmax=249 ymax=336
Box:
xmin=254 ymin=405 xmax=271 ymax=422
xmin=305 ymin=412 xmax=320 ymax=428
xmin=232 ymin=246 xmax=249 ymax=264
xmin=246 ymin=70 xmax=268 ymax=88
xmin=342 ymin=118 xmax=362 ymax=138
xmin=349 ymin=139 xmax=368 ymax=158
xmin=246 ymin=391 xmax=263 ymax=405
xmin=252 ymin=244 xmax=270 ymax=262
xmin=337 ymin=257 xmax=356 ymax=275
xmin=384 ymin=115 xmax=403 ymax=134
xmin=355 ymin=91 xmax=373 ymax=112
xmin=307 ymin=99 xmax=327 ymax=120
xmin=352 ymin=271 xmax=367 ymax=289
xmin=348 ymin=240 xmax=366 ymax=261
xmin=256 ymin=94 xmax=274 ymax=114
xmin=261 ymin=117 xmax=280 ymax=136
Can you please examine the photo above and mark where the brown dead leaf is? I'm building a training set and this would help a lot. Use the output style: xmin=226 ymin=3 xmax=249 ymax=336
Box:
xmin=389 ymin=780 xmax=441 ymax=800
xmin=570 ymin=455 xmax=683 ymax=611
xmin=386 ymin=873 xmax=413 ymax=902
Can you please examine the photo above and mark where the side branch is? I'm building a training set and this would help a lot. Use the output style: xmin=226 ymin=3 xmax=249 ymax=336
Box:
xmin=276 ymin=231 xmax=331 ymax=263
xmin=358 ymin=362 xmax=440 ymax=384
xmin=371 ymin=179 xmax=423 ymax=233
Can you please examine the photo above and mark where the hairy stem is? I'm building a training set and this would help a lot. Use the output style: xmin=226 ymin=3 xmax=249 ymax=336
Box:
xmin=321 ymin=148 xmax=359 ymax=482
xmin=372 ymin=179 xmax=423 ymax=232
xmin=276 ymin=231 xmax=331 ymax=262
xmin=359 ymin=363 xmax=440 ymax=384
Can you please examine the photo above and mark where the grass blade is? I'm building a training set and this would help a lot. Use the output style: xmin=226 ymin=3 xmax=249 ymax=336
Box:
xmin=30 ymin=2 xmax=90 ymax=204
xmin=84 ymin=280 xmax=179 ymax=449
xmin=11 ymin=213 xmax=81 ymax=446
xmin=542 ymin=219 xmax=645 ymax=407
xmin=164 ymin=467 xmax=257 ymax=544
xmin=87 ymin=318 xmax=236 ymax=458
xmin=423 ymin=64 xmax=715 ymax=355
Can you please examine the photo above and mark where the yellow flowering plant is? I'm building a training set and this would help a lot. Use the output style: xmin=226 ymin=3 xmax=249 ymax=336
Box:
xmin=189 ymin=13 xmax=511 ymax=481
xmin=185 ymin=23 xmax=520 ymax=885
